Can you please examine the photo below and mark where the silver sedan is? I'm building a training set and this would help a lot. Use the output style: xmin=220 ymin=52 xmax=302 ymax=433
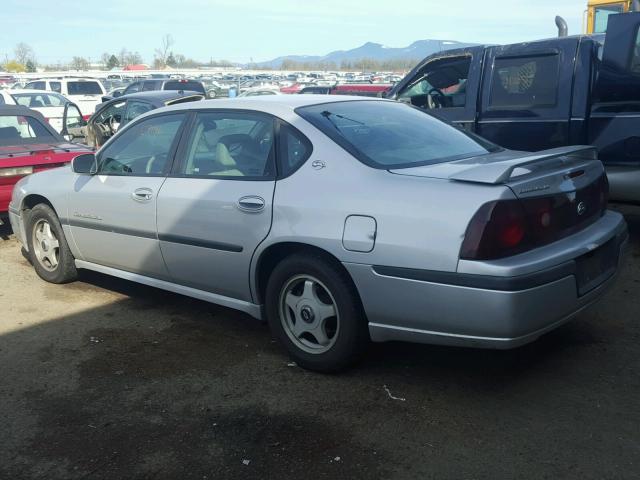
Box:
xmin=9 ymin=96 xmax=628 ymax=371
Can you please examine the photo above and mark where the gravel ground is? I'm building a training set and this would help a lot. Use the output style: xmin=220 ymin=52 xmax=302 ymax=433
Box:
xmin=0 ymin=205 xmax=639 ymax=479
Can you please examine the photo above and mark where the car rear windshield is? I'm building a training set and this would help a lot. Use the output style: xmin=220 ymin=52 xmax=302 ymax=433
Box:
xmin=0 ymin=115 xmax=57 ymax=145
xmin=67 ymin=81 xmax=103 ymax=95
xmin=296 ymin=100 xmax=498 ymax=169
xmin=163 ymin=80 xmax=206 ymax=94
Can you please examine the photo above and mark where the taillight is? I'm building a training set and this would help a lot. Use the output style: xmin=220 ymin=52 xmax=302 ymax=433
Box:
xmin=460 ymin=200 xmax=529 ymax=260
xmin=461 ymin=174 xmax=609 ymax=261
xmin=0 ymin=166 xmax=33 ymax=177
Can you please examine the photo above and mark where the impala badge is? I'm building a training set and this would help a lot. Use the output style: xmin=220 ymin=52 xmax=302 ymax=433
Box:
xmin=576 ymin=202 xmax=587 ymax=216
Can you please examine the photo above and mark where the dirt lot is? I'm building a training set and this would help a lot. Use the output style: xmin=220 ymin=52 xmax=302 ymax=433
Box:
xmin=1 ymin=206 xmax=639 ymax=480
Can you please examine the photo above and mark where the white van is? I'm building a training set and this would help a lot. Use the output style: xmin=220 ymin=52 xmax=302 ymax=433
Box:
xmin=24 ymin=78 xmax=106 ymax=118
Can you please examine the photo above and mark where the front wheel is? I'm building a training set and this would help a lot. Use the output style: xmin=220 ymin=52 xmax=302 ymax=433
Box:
xmin=26 ymin=204 xmax=78 ymax=284
xmin=265 ymin=254 xmax=369 ymax=372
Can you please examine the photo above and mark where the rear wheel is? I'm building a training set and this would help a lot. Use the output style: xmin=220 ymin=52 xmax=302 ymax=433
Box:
xmin=265 ymin=253 xmax=368 ymax=372
xmin=26 ymin=204 xmax=77 ymax=284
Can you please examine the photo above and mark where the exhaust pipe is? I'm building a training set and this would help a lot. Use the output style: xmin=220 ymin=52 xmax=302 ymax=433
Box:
xmin=633 ymin=0 xmax=640 ymax=12
xmin=555 ymin=16 xmax=568 ymax=37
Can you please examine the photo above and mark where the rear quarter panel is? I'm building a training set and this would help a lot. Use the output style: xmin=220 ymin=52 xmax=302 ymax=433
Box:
xmin=251 ymin=112 xmax=515 ymax=296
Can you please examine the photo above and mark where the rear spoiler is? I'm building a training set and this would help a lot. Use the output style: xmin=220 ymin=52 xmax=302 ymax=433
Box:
xmin=449 ymin=146 xmax=598 ymax=184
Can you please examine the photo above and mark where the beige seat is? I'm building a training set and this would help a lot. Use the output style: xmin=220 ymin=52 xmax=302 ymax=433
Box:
xmin=214 ymin=143 xmax=243 ymax=176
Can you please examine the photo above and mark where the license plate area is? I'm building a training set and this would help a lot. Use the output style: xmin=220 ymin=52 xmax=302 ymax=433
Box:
xmin=575 ymin=238 xmax=618 ymax=296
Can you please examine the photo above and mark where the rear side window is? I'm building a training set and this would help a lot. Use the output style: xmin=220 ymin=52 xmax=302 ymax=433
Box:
xmin=490 ymin=54 xmax=559 ymax=109
xmin=164 ymin=81 xmax=206 ymax=94
xmin=278 ymin=123 xmax=312 ymax=177
xmin=297 ymin=100 xmax=497 ymax=169
xmin=50 ymin=81 xmax=61 ymax=93
xmin=67 ymin=81 xmax=103 ymax=95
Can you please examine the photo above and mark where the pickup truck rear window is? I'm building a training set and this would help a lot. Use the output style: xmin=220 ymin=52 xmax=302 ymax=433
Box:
xmin=490 ymin=54 xmax=559 ymax=109
xmin=297 ymin=100 xmax=498 ymax=169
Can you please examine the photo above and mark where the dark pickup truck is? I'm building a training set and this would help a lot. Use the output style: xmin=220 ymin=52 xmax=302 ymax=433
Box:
xmin=387 ymin=12 xmax=640 ymax=203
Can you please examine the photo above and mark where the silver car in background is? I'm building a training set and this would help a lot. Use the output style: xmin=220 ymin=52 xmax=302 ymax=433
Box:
xmin=8 ymin=96 xmax=628 ymax=371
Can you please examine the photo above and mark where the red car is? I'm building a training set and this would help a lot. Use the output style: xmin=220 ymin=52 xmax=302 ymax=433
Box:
xmin=0 ymin=105 xmax=90 ymax=224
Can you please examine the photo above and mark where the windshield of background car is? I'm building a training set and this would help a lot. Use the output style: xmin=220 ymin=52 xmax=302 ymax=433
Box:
xmin=12 ymin=92 xmax=68 ymax=108
xmin=67 ymin=81 xmax=103 ymax=95
xmin=297 ymin=100 xmax=498 ymax=169
xmin=0 ymin=115 xmax=58 ymax=145
xmin=163 ymin=81 xmax=206 ymax=94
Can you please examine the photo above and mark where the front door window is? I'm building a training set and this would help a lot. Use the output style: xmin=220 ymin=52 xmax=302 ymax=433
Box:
xmin=98 ymin=113 xmax=185 ymax=175
xmin=397 ymin=55 xmax=471 ymax=109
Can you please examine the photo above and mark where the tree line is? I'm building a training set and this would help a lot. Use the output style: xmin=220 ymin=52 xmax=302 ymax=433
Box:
xmin=2 ymin=36 xmax=419 ymax=74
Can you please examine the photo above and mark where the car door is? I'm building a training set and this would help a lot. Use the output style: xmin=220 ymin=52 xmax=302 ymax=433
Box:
xmin=156 ymin=110 xmax=276 ymax=301
xmin=476 ymin=39 xmax=577 ymax=151
xmin=67 ymin=112 xmax=187 ymax=279
xmin=389 ymin=47 xmax=484 ymax=131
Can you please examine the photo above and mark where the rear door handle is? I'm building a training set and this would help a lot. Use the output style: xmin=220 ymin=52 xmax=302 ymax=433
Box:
xmin=132 ymin=188 xmax=154 ymax=202
xmin=237 ymin=195 xmax=265 ymax=213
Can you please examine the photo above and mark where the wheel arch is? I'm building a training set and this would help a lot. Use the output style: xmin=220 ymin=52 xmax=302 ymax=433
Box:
xmin=21 ymin=194 xmax=59 ymax=216
xmin=253 ymin=241 xmax=364 ymax=308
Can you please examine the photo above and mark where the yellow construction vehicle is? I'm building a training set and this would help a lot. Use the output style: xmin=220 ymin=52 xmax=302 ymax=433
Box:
xmin=586 ymin=0 xmax=639 ymax=33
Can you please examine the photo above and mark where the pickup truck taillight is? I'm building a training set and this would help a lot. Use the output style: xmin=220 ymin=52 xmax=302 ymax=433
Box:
xmin=460 ymin=175 xmax=609 ymax=261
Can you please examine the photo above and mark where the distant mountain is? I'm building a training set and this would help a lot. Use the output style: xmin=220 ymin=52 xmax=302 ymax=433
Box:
xmin=255 ymin=40 xmax=478 ymax=68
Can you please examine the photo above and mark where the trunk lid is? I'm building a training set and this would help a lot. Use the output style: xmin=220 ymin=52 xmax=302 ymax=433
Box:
xmin=391 ymin=146 xmax=610 ymax=259
xmin=0 ymin=142 xmax=90 ymax=168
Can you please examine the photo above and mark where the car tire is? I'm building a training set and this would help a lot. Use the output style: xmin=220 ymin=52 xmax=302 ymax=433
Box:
xmin=265 ymin=253 xmax=369 ymax=372
xmin=26 ymin=203 xmax=78 ymax=284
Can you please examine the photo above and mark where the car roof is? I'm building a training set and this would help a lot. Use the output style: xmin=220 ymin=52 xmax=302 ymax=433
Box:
xmin=4 ymin=89 xmax=63 ymax=95
xmin=161 ymin=94 xmax=382 ymax=113
xmin=117 ymin=90 xmax=205 ymax=102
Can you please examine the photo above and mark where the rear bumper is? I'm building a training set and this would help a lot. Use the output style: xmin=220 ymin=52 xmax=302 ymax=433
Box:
xmin=345 ymin=213 xmax=628 ymax=349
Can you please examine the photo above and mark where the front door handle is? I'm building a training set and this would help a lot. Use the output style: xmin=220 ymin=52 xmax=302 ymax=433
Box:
xmin=237 ymin=195 xmax=265 ymax=213
xmin=132 ymin=188 xmax=154 ymax=202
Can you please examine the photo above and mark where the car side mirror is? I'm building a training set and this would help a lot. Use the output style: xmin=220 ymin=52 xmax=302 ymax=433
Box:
xmin=72 ymin=153 xmax=97 ymax=175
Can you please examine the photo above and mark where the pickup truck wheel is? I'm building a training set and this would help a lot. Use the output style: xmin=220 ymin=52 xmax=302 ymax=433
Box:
xmin=26 ymin=204 xmax=77 ymax=284
xmin=266 ymin=253 xmax=369 ymax=372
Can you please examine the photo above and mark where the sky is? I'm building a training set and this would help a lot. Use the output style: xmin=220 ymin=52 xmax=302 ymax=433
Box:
xmin=1 ymin=0 xmax=588 ymax=65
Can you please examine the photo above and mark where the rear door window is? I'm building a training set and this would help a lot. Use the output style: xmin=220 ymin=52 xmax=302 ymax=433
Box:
xmin=50 ymin=81 xmax=62 ymax=93
xmin=67 ymin=81 xmax=103 ymax=95
xmin=489 ymin=54 xmax=559 ymax=109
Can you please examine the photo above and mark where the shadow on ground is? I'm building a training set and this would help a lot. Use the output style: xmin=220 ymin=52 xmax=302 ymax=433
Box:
xmin=0 ymin=207 xmax=639 ymax=479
